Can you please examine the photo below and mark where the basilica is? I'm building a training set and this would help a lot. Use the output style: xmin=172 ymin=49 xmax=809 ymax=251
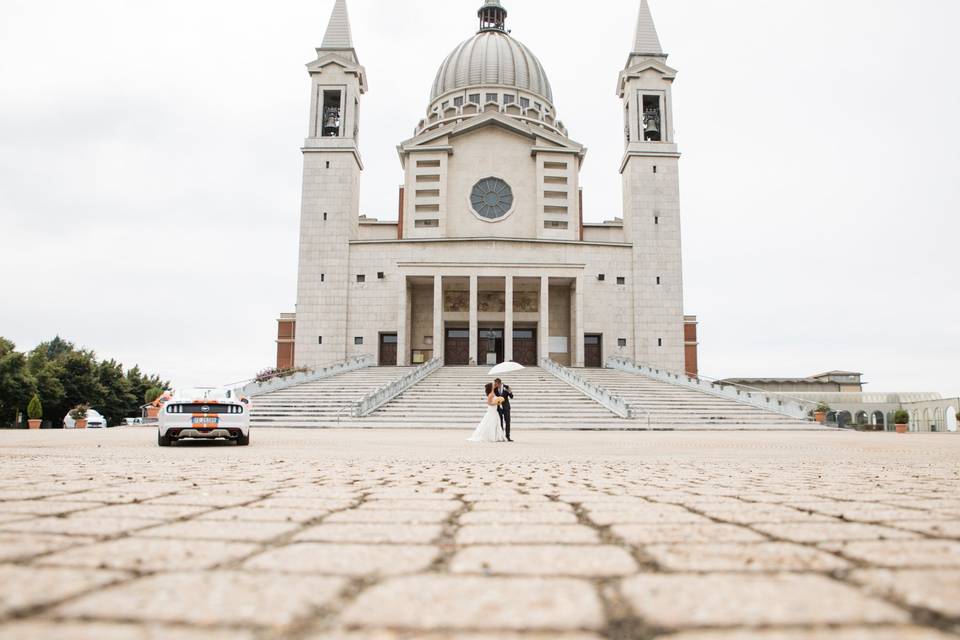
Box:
xmin=279 ymin=0 xmax=690 ymax=373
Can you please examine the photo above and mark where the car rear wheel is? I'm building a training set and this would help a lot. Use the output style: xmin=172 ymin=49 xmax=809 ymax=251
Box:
xmin=236 ymin=432 xmax=250 ymax=447
xmin=158 ymin=431 xmax=173 ymax=447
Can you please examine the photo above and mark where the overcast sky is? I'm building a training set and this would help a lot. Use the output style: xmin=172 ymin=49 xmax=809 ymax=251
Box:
xmin=1 ymin=0 xmax=958 ymax=396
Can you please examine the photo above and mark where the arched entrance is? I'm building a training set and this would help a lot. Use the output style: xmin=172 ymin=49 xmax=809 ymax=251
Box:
xmin=948 ymin=406 xmax=958 ymax=433
xmin=871 ymin=410 xmax=886 ymax=430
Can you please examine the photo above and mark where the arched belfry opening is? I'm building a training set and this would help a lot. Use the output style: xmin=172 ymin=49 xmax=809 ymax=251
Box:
xmin=479 ymin=0 xmax=507 ymax=32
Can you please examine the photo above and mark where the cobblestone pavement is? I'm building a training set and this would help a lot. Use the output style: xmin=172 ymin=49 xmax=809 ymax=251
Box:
xmin=0 ymin=428 xmax=959 ymax=639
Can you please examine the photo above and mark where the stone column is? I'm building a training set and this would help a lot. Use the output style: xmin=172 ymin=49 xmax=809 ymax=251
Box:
xmin=574 ymin=275 xmax=585 ymax=368
xmin=433 ymin=275 xmax=444 ymax=363
xmin=469 ymin=275 xmax=478 ymax=366
xmin=539 ymin=276 xmax=550 ymax=363
xmin=504 ymin=276 xmax=514 ymax=363
xmin=397 ymin=277 xmax=410 ymax=367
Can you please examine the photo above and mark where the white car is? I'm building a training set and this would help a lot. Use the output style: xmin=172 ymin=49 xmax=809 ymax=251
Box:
xmin=63 ymin=409 xmax=108 ymax=429
xmin=158 ymin=388 xmax=250 ymax=447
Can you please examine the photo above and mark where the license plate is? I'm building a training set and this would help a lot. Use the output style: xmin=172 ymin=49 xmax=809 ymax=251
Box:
xmin=192 ymin=416 xmax=219 ymax=426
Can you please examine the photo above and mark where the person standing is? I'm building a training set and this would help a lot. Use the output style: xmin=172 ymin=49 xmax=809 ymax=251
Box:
xmin=494 ymin=378 xmax=514 ymax=442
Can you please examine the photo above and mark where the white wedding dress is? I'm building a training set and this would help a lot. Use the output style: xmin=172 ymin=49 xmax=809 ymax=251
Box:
xmin=468 ymin=400 xmax=506 ymax=443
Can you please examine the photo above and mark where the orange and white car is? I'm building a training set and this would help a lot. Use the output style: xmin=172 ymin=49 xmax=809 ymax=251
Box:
xmin=158 ymin=388 xmax=250 ymax=447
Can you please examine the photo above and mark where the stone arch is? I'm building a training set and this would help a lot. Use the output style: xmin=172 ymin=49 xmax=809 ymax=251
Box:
xmin=872 ymin=410 xmax=886 ymax=430
xmin=922 ymin=408 xmax=932 ymax=432
xmin=855 ymin=410 xmax=870 ymax=426
xmin=911 ymin=410 xmax=920 ymax=432
xmin=933 ymin=407 xmax=944 ymax=432
xmin=947 ymin=405 xmax=958 ymax=433
xmin=836 ymin=410 xmax=853 ymax=428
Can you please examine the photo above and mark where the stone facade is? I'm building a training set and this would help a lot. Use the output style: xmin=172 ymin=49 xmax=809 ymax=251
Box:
xmin=289 ymin=0 xmax=689 ymax=371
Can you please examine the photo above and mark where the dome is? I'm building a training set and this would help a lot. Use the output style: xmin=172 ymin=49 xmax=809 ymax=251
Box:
xmin=430 ymin=30 xmax=554 ymax=105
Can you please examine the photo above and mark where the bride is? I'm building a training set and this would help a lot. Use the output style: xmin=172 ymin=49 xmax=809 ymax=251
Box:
xmin=468 ymin=382 xmax=506 ymax=443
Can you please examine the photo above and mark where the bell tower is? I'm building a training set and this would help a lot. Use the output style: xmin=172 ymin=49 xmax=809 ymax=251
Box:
xmin=618 ymin=0 xmax=686 ymax=372
xmin=294 ymin=0 xmax=368 ymax=368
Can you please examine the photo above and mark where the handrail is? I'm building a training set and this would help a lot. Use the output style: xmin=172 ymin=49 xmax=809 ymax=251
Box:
xmin=692 ymin=372 xmax=820 ymax=411
xmin=540 ymin=359 xmax=647 ymax=425
xmin=606 ymin=356 xmax=813 ymax=421
xmin=349 ymin=358 xmax=443 ymax=418
xmin=238 ymin=354 xmax=375 ymax=398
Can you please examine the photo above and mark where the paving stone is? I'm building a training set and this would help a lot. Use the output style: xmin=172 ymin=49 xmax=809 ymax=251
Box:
xmin=196 ymin=505 xmax=329 ymax=523
xmin=56 ymin=571 xmax=345 ymax=628
xmin=0 ymin=532 xmax=93 ymax=562
xmin=0 ymin=621 xmax=255 ymax=640
xmin=134 ymin=519 xmax=300 ymax=543
xmin=821 ymin=539 xmax=960 ymax=568
xmin=37 ymin=537 xmax=259 ymax=571
xmin=253 ymin=497 xmax=356 ymax=510
xmin=0 ymin=500 xmax=99 ymax=516
xmin=889 ymin=520 xmax=960 ymax=538
xmin=79 ymin=503 xmax=212 ymax=520
xmin=697 ymin=504 xmax=838 ymax=525
xmin=324 ymin=509 xmax=449 ymax=524
xmin=456 ymin=524 xmax=599 ymax=544
xmin=752 ymin=522 xmax=919 ymax=543
xmin=645 ymin=542 xmax=849 ymax=572
xmin=0 ymin=516 xmax=163 ymax=537
xmin=585 ymin=505 xmax=709 ymax=526
xmin=850 ymin=568 xmax=960 ymax=618
xmin=0 ymin=565 xmax=126 ymax=616
xmin=470 ymin=500 xmax=573 ymax=512
xmin=655 ymin=627 xmax=957 ymax=639
xmin=621 ymin=573 xmax=910 ymax=628
xmin=246 ymin=543 xmax=438 ymax=575
xmin=611 ymin=523 xmax=765 ymax=545
xmin=451 ymin=545 xmax=637 ymax=576
xmin=359 ymin=499 xmax=462 ymax=512
xmin=310 ymin=632 xmax=603 ymax=640
xmin=144 ymin=494 xmax=252 ymax=508
xmin=294 ymin=523 xmax=442 ymax=544
xmin=340 ymin=575 xmax=604 ymax=630
xmin=460 ymin=510 xmax=579 ymax=525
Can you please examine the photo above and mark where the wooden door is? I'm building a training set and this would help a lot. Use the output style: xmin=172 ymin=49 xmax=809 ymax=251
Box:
xmin=584 ymin=334 xmax=602 ymax=368
xmin=379 ymin=334 xmax=398 ymax=366
xmin=445 ymin=329 xmax=470 ymax=365
xmin=512 ymin=329 xmax=537 ymax=366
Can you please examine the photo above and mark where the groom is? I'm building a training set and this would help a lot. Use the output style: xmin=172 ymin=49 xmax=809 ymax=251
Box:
xmin=494 ymin=378 xmax=514 ymax=442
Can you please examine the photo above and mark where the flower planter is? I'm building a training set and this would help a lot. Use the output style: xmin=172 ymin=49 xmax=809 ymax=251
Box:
xmin=28 ymin=420 xmax=41 ymax=430
xmin=146 ymin=406 xmax=160 ymax=419
xmin=814 ymin=411 xmax=826 ymax=424
xmin=75 ymin=419 xmax=88 ymax=430
xmin=895 ymin=423 xmax=908 ymax=434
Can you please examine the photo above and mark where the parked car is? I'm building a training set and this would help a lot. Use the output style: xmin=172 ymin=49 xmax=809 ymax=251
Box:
xmin=63 ymin=409 xmax=108 ymax=429
xmin=122 ymin=418 xmax=144 ymax=426
xmin=158 ymin=388 xmax=250 ymax=447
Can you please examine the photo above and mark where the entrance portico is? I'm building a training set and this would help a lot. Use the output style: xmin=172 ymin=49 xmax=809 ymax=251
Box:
xmin=395 ymin=266 xmax=586 ymax=368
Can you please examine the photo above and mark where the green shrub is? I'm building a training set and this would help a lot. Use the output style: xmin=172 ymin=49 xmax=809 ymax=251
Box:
xmin=69 ymin=404 xmax=89 ymax=421
xmin=815 ymin=403 xmax=831 ymax=414
xmin=27 ymin=395 xmax=43 ymax=421
xmin=144 ymin=387 xmax=163 ymax=404
xmin=893 ymin=410 xmax=910 ymax=425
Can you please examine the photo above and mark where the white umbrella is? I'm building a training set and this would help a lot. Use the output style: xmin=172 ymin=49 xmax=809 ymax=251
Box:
xmin=488 ymin=361 xmax=525 ymax=376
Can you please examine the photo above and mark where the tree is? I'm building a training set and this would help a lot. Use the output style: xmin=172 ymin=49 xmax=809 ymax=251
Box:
xmin=54 ymin=351 xmax=105 ymax=425
xmin=27 ymin=395 xmax=43 ymax=421
xmin=97 ymin=359 xmax=136 ymax=427
xmin=0 ymin=339 xmax=36 ymax=426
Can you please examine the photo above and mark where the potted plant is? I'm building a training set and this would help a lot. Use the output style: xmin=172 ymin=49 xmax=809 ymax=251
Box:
xmin=894 ymin=409 xmax=910 ymax=434
xmin=814 ymin=403 xmax=830 ymax=424
xmin=144 ymin=387 xmax=163 ymax=419
xmin=27 ymin=395 xmax=43 ymax=430
xmin=70 ymin=404 xmax=90 ymax=429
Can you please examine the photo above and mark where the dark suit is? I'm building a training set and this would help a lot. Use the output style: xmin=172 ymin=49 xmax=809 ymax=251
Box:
xmin=495 ymin=385 xmax=514 ymax=440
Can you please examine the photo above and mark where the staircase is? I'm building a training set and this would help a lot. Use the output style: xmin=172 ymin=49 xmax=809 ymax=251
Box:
xmin=249 ymin=367 xmax=413 ymax=428
xmin=360 ymin=366 xmax=627 ymax=429
xmin=575 ymin=368 xmax=818 ymax=430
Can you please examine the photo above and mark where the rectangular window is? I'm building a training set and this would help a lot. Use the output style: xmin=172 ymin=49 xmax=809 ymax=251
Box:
xmin=543 ymin=161 xmax=567 ymax=170
xmin=415 ymin=219 xmax=439 ymax=228
xmin=616 ymin=277 xmax=626 ymax=285
xmin=486 ymin=93 xmax=498 ymax=103
xmin=534 ymin=102 xmax=542 ymax=111
xmin=544 ymin=176 xmax=568 ymax=185
xmin=321 ymin=90 xmax=342 ymax=137
xmin=415 ymin=204 xmax=440 ymax=213
xmin=469 ymin=94 xmax=481 ymax=104
xmin=453 ymin=96 xmax=464 ymax=107
xmin=658 ymin=338 xmax=663 ymax=347
xmin=323 ymin=212 xmax=328 ymax=221
xmin=416 ymin=174 xmax=441 ymax=183
xmin=520 ymin=97 xmax=530 ymax=108
xmin=513 ymin=330 xmax=535 ymax=339
xmin=503 ymin=95 xmax=515 ymax=104
xmin=377 ymin=272 xmax=385 ymax=280
xmin=448 ymin=329 xmax=470 ymax=338
xmin=318 ymin=336 xmax=323 ymax=344
xmin=544 ymin=191 xmax=567 ymax=200
xmin=597 ymin=274 xmax=606 ymax=282
xmin=618 ymin=338 xmax=627 ymax=348
xmin=356 ymin=275 xmax=366 ymax=283
xmin=642 ymin=94 xmax=663 ymax=142
xmin=544 ymin=206 xmax=568 ymax=214
xmin=355 ymin=337 xmax=364 ymax=346
xmin=321 ymin=274 xmax=325 ymax=282
xmin=416 ymin=160 xmax=441 ymax=168
xmin=654 ymin=216 xmax=659 ymax=225
xmin=544 ymin=221 xmax=568 ymax=229
xmin=416 ymin=189 xmax=440 ymax=198
xmin=653 ymin=166 xmax=658 ymax=173
xmin=326 ymin=161 xmax=331 ymax=169
xmin=584 ymin=335 xmax=601 ymax=345
xmin=381 ymin=334 xmax=398 ymax=344
xmin=441 ymin=101 xmax=449 ymax=109
xmin=656 ymin=276 xmax=661 ymax=285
